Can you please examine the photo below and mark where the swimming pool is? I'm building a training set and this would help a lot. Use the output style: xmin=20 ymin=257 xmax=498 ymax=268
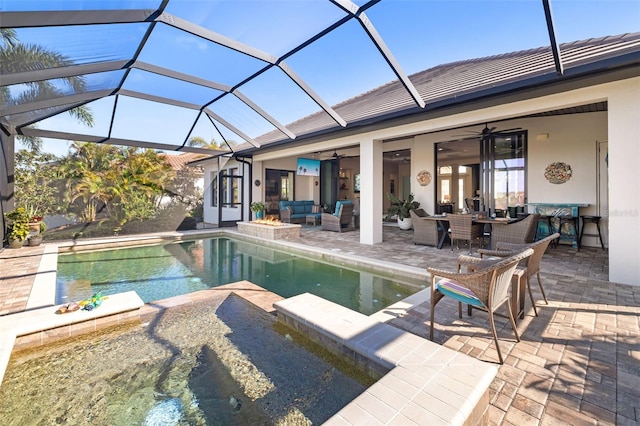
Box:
xmin=56 ymin=237 xmax=422 ymax=315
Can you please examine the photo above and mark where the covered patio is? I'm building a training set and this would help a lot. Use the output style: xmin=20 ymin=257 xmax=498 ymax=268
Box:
xmin=1 ymin=226 xmax=637 ymax=424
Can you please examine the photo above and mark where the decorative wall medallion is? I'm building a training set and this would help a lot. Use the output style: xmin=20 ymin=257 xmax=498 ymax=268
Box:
xmin=544 ymin=162 xmax=572 ymax=184
xmin=417 ymin=170 xmax=432 ymax=186
xmin=254 ymin=179 xmax=261 ymax=187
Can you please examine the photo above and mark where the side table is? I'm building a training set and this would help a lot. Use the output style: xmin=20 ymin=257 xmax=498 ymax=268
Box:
xmin=306 ymin=214 xmax=318 ymax=226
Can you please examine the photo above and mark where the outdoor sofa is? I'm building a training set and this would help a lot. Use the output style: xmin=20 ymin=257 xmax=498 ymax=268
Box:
xmin=279 ymin=200 xmax=321 ymax=223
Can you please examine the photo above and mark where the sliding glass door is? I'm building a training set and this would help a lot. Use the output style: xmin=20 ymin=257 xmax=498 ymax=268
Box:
xmin=265 ymin=169 xmax=295 ymax=216
xmin=480 ymin=132 xmax=527 ymax=215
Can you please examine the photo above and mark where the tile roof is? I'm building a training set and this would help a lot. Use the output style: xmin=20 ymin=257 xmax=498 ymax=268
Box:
xmin=246 ymin=32 xmax=640 ymax=151
xmin=160 ymin=152 xmax=210 ymax=171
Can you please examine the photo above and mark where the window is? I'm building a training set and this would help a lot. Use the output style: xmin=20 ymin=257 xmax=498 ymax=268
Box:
xmin=221 ymin=167 xmax=242 ymax=208
xmin=211 ymin=173 xmax=218 ymax=207
xmin=491 ymin=135 xmax=526 ymax=210
xmin=440 ymin=179 xmax=451 ymax=203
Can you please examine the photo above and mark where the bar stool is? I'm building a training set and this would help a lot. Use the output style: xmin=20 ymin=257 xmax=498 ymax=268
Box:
xmin=558 ymin=216 xmax=579 ymax=249
xmin=579 ymin=215 xmax=605 ymax=250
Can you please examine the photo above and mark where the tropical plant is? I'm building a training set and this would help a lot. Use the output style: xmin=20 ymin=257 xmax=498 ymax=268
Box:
xmin=7 ymin=221 xmax=30 ymax=242
xmin=187 ymin=136 xmax=237 ymax=151
xmin=4 ymin=207 xmax=31 ymax=242
xmin=59 ymin=142 xmax=174 ymax=229
xmin=14 ymin=148 xmax=63 ymax=219
xmin=250 ymin=201 xmax=266 ymax=212
xmin=385 ymin=193 xmax=420 ymax=220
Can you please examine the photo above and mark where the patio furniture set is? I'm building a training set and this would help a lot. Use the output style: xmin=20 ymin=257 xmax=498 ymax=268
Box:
xmin=427 ymin=228 xmax=561 ymax=364
xmin=408 ymin=207 xmax=561 ymax=363
xmin=280 ymin=199 xmax=359 ymax=233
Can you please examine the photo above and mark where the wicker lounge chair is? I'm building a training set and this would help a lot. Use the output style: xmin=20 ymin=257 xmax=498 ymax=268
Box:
xmin=478 ymin=233 xmax=559 ymax=317
xmin=409 ymin=209 xmax=441 ymax=246
xmin=321 ymin=203 xmax=355 ymax=232
xmin=490 ymin=213 xmax=540 ymax=247
xmin=447 ymin=214 xmax=484 ymax=254
xmin=428 ymin=248 xmax=534 ymax=364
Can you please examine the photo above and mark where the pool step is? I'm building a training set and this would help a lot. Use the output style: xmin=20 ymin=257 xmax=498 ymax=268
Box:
xmin=274 ymin=293 xmax=497 ymax=426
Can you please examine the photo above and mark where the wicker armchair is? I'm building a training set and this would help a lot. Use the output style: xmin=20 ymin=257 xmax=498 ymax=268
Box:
xmin=321 ymin=203 xmax=355 ymax=232
xmin=410 ymin=209 xmax=441 ymax=246
xmin=280 ymin=206 xmax=292 ymax=223
xmin=478 ymin=233 xmax=559 ymax=317
xmin=490 ymin=214 xmax=540 ymax=247
xmin=447 ymin=214 xmax=484 ymax=254
xmin=428 ymin=248 xmax=534 ymax=364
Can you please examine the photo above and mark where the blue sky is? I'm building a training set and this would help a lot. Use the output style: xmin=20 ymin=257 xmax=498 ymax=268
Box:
xmin=8 ymin=0 xmax=640 ymax=156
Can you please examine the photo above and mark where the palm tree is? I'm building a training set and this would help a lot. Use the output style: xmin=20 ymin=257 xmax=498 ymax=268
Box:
xmin=0 ymin=29 xmax=94 ymax=151
xmin=61 ymin=142 xmax=117 ymax=222
xmin=187 ymin=136 xmax=222 ymax=150
xmin=187 ymin=136 xmax=238 ymax=151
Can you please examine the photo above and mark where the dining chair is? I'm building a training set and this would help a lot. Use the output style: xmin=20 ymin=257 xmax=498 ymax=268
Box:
xmin=428 ymin=248 xmax=534 ymax=364
xmin=490 ymin=214 xmax=540 ymax=247
xmin=477 ymin=233 xmax=559 ymax=317
xmin=410 ymin=209 xmax=441 ymax=246
xmin=447 ymin=214 xmax=483 ymax=254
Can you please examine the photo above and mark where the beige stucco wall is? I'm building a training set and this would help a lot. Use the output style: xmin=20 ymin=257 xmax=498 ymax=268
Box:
xmin=524 ymin=113 xmax=607 ymax=210
xmin=607 ymin=78 xmax=640 ymax=286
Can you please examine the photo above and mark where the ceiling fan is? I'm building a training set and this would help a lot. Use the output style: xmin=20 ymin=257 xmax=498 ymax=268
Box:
xmin=453 ymin=123 xmax=522 ymax=140
xmin=318 ymin=149 xmax=353 ymax=160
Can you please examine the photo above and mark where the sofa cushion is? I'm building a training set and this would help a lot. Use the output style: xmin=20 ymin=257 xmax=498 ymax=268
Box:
xmin=278 ymin=200 xmax=317 ymax=220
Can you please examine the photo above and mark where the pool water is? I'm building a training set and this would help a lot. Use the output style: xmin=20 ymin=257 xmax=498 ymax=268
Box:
xmin=57 ymin=237 xmax=422 ymax=315
xmin=0 ymin=294 xmax=371 ymax=425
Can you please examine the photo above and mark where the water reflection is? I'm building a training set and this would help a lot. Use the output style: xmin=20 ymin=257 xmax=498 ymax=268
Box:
xmin=57 ymin=237 xmax=420 ymax=315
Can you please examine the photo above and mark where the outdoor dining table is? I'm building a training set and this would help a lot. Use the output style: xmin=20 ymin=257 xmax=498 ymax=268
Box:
xmin=421 ymin=215 xmax=520 ymax=250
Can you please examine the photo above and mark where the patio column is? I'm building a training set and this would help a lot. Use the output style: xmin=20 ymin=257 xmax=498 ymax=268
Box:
xmin=608 ymin=79 xmax=640 ymax=286
xmin=360 ymin=137 xmax=383 ymax=244
xmin=0 ymin=129 xmax=15 ymax=245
